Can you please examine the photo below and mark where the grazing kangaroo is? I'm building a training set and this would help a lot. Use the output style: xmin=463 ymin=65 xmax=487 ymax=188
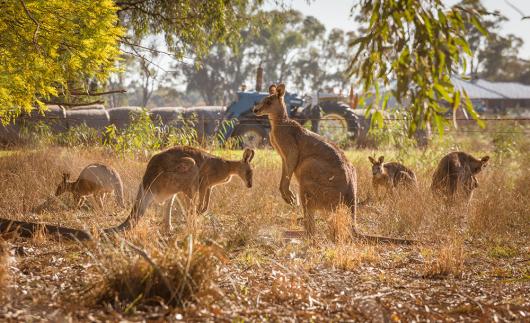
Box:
xmin=369 ymin=156 xmax=417 ymax=195
xmin=56 ymin=163 xmax=125 ymax=209
xmin=253 ymin=83 xmax=412 ymax=243
xmin=431 ymin=151 xmax=489 ymax=203
xmin=104 ymin=146 xmax=255 ymax=233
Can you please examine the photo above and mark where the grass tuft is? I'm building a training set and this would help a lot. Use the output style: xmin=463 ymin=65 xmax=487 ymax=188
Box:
xmin=422 ymin=238 xmax=466 ymax=279
xmin=91 ymin=236 xmax=225 ymax=310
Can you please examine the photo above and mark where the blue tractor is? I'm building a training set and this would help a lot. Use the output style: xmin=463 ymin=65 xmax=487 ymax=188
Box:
xmin=218 ymin=90 xmax=361 ymax=147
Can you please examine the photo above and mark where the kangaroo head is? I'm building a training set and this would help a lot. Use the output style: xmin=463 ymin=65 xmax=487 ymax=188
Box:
xmin=235 ymin=148 xmax=255 ymax=188
xmin=55 ymin=172 xmax=71 ymax=196
xmin=368 ymin=156 xmax=386 ymax=178
xmin=462 ymin=174 xmax=479 ymax=199
xmin=470 ymin=155 xmax=490 ymax=174
xmin=253 ymin=83 xmax=287 ymax=117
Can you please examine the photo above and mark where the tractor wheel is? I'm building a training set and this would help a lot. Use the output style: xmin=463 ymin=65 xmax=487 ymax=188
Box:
xmin=232 ymin=124 xmax=268 ymax=148
xmin=317 ymin=102 xmax=360 ymax=144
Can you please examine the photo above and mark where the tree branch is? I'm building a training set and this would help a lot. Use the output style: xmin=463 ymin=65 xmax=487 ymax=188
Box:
xmin=42 ymin=100 xmax=104 ymax=106
xmin=19 ymin=0 xmax=42 ymax=53
xmin=68 ymin=89 xmax=127 ymax=96
xmin=505 ymin=0 xmax=530 ymax=20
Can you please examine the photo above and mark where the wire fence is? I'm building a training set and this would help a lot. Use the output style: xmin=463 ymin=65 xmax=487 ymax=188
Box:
xmin=4 ymin=115 xmax=530 ymax=135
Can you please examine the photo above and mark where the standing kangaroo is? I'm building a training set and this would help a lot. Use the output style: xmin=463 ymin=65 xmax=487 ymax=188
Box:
xmin=56 ymin=163 xmax=125 ymax=209
xmin=369 ymin=156 xmax=417 ymax=195
xmin=431 ymin=151 xmax=489 ymax=203
xmin=253 ymin=83 xmax=412 ymax=243
xmin=104 ymin=146 xmax=254 ymax=233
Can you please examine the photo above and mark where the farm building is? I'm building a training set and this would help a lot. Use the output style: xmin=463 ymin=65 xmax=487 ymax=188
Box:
xmin=452 ymin=77 xmax=530 ymax=115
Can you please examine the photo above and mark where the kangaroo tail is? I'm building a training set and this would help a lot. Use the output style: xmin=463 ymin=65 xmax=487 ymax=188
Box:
xmin=349 ymin=200 xmax=415 ymax=245
xmin=103 ymin=185 xmax=153 ymax=234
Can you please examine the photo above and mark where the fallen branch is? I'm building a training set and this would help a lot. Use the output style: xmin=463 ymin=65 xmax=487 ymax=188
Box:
xmin=0 ymin=217 xmax=92 ymax=240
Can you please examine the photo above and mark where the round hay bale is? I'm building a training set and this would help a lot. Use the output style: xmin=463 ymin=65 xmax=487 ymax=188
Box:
xmin=24 ymin=105 xmax=68 ymax=132
xmin=185 ymin=106 xmax=225 ymax=138
xmin=66 ymin=108 xmax=110 ymax=131
xmin=149 ymin=107 xmax=186 ymax=126
xmin=0 ymin=123 xmax=20 ymax=145
xmin=108 ymin=106 xmax=143 ymax=130
xmin=1 ymin=105 xmax=67 ymax=144
xmin=69 ymin=104 xmax=106 ymax=111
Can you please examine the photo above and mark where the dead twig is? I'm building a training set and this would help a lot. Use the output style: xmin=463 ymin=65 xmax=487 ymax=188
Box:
xmin=122 ymin=239 xmax=177 ymax=298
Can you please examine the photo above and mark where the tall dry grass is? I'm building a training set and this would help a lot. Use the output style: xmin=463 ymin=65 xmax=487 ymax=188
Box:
xmin=0 ymin=145 xmax=526 ymax=244
xmin=0 ymin=143 xmax=527 ymax=311
xmin=0 ymin=240 xmax=8 ymax=294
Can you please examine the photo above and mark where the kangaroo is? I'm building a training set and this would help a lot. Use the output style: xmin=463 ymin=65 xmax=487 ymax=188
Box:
xmin=104 ymin=146 xmax=254 ymax=233
xmin=56 ymin=163 xmax=125 ymax=209
xmin=253 ymin=83 xmax=412 ymax=243
xmin=369 ymin=156 xmax=417 ymax=195
xmin=431 ymin=151 xmax=489 ymax=203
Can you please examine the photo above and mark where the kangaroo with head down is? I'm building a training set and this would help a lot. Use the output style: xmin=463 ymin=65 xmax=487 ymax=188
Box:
xmin=105 ymin=146 xmax=255 ymax=233
xmin=56 ymin=163 xmax=125 ymax=209
xmin=253 ymin=83 xmax=412 ymax=243
xmin=431 ymin=151 xmax=489 ymax=203
xmin=369 ymin=156 xmax=417 ymax=195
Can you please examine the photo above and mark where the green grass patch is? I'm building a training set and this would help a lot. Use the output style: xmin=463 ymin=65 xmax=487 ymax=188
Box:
xmin=488 ymin=245 xmax=518 ymax=259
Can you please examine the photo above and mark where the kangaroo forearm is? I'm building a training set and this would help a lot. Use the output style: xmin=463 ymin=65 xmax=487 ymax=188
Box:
xmin=203 ymin=189 xmax=211 ymax=211
xmin=279 ymin=167 xmax=292 ymax=192
xmin=198 ymin=186 xmax=211 ymax=212
xmin=279 ymin=150 xmax=298 ymax=189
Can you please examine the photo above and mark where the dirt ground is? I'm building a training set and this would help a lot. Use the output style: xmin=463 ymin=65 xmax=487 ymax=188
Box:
xmin=0 ymin=147 xmax=528 ymax=322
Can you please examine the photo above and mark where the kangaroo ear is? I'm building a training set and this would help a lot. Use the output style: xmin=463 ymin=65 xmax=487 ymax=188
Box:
xmin=368 ymin=156 xmax=376 ymax=164
xmin=481 ymin=156 xmax=490 ymax=164
xmin=276 ymin=83 xmax=285 ymax=98
xmin=176 ymin=157 xmax=196 ymax=173
xmin=268 ymin=84 xmax=277 ymax=95
xmin=243 ymin=148 xmax=255 ymax=163
xmin=378 ymin=156 xmax=385 ymax=163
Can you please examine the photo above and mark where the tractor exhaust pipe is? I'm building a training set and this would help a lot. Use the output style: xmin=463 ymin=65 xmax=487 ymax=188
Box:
xmin=256 ymin=63 xmax=263 ymax=92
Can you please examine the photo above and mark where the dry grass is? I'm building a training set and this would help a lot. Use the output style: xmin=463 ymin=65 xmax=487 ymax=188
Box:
xmin=0 ymin=240 xmax=8 ymax=294
xmin=91 ymin=236 xmax=225 ymax=310
xmin=322 ymin=243 xmax=381 ymax=270
xmin=421 ymin=237 xmax=466 ymax=279
xmin=0 ymin=145 xmax=528 ymax=320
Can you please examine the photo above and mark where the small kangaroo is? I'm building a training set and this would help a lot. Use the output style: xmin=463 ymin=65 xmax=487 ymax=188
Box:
xmin=368 ymin=156 xmax=417 ymax=194
xmin=253 ymin=83 xmax=412 ymax=243
xmin=56 ymin=163 xmax=125 ymax=209
xmin=105 ymin=146 xmax=254 ymax=233
xmin=431 ymin=151 xmax=489 ymax=203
